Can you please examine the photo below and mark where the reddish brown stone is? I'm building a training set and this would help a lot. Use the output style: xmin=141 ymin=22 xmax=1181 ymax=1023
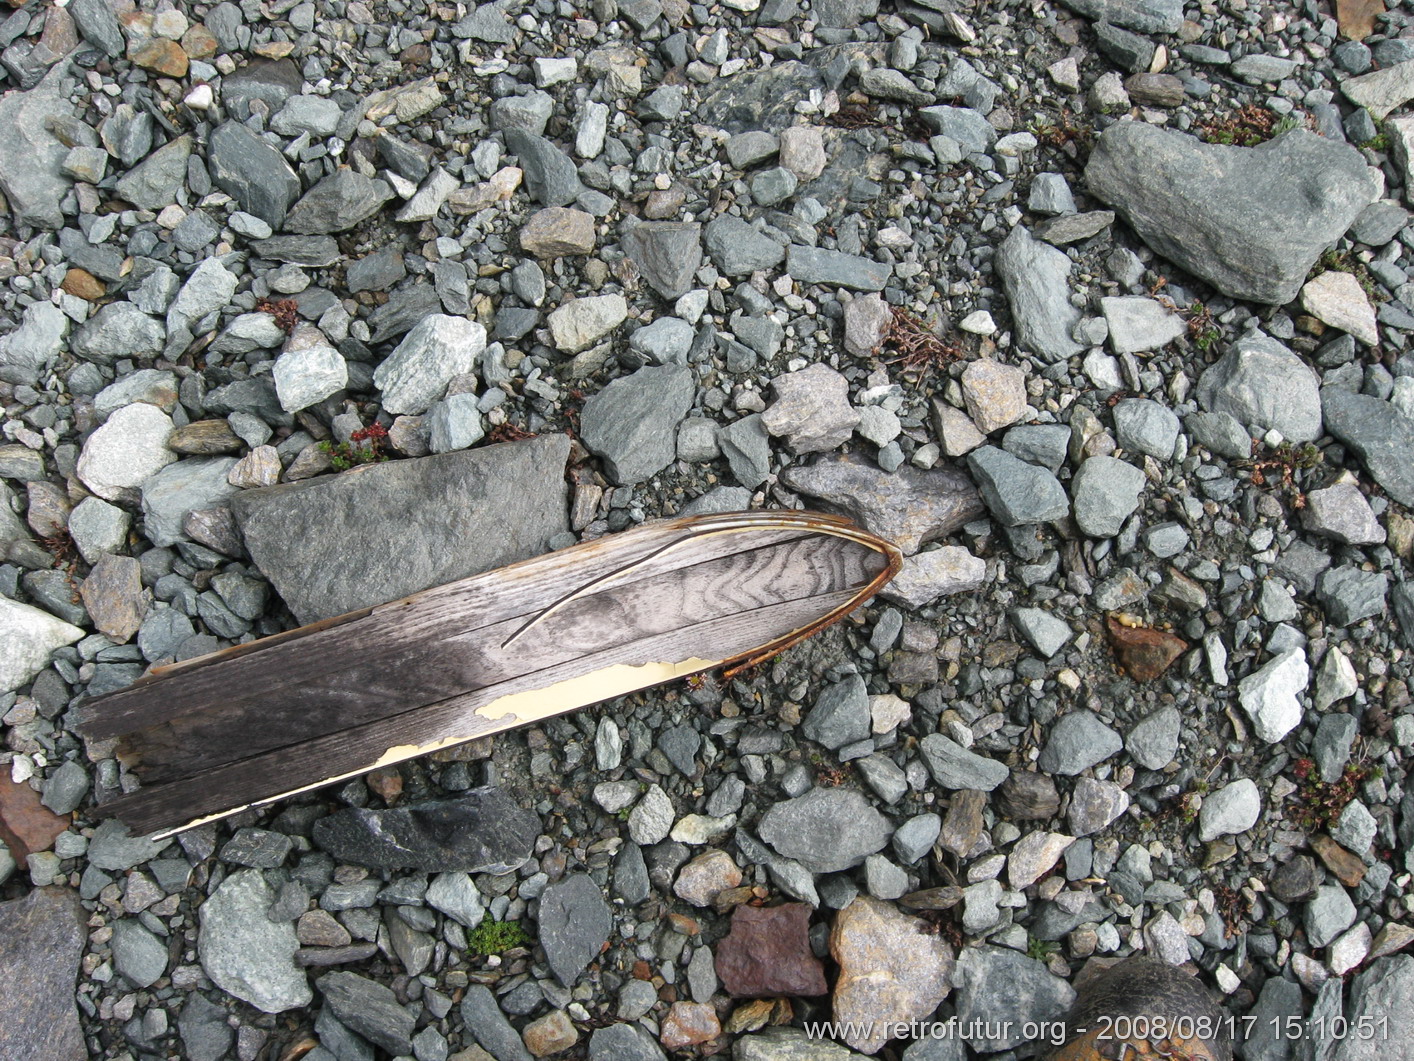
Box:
xmin=1106 ymin=617 xmax=1188 ymax=682
xmin=61 ymin=268 xmax=106 ymax=301
xmin=938 ymin=789 xmax=987 ymax=858
xmin=1338 ymin=0 xmax=1383 ymax=40
xmin=365 ymin=766 xmax=403 ymax=803
xmin=659 ymin=1001 xmax=720 ymax=1050
xmin=0 ymin=775 xmax=69 ymax=861
xmin=1311 ymin=833 xmax=1367 ymax=887
xmin=181 ymin=24 xmax=219 ymax=60
xmin=130 ymin=38 xmax=189 ymax=77
xmin=715 ymin=903 xmax=827 ymax=998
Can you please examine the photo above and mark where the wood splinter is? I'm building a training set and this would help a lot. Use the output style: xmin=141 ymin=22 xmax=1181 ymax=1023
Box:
xmin=73 ymin=510 xmax=902 ymax=839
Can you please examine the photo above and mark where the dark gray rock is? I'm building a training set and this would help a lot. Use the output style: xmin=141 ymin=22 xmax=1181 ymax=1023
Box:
xmin=311 ymin=788 xmax=539 ymax=872
xmin=86 ymin=819 xmax=166 ymax=870
xmin=919 ymin=734 xmax=1008 ymax=790
xmin=539 ymin=873 xmax=613 ymax=986
xmin=115 ymin=135 xmax=192 ymax=211
xmin=112 ymin=919 xmax=169 ymax=989
xmin=1055 ymin=0 xmax=1182 ymax=33
xmin=1333 ymin=957 xmax=1414 ymax=1061
xmin=1086 ymin=125 xmax=1382 ymax=304
xmin=698 ymin=61 xmax=826 ymax=134
xmin=1071 ymin=456 xmax=1146 ymax=538
xmin=622 ymin=222 xmax=703 ymax=300
xmin=504 ymin=128 xmax=581 ymax=206
xmin=704 ymin=215 xmax=786 ymax=276
xmin=780 ymin=452 xmax=984 ymax=555
xmin=0 ymin=888 xmax=86 ymax=1061
xmin=69 ymin=0 xmax=125 ymax=57
xmin=283 ymin=170 xmax=392 ymax=234
xmin=318 ymin=972 xmax=415 ymax=1056
xmin=786 ymin=245 xmax=891 ymax=291
xmin=952 ymin=947 xmax=1075 ymax=1051
xmin=460 ymin=985 xmax=534 ymax=1061
xmin=222 ymin=59 xmax=302 ymax=113
xmin=232 ymin=434 xmax=568 ymax=621
xmin=994 ymin=226 xmax=1083 ymax=363
xmin=967 ymin=446 xmax=1069 ymax=526
xmin=757 ymin=788 xmax=892 ymax=874
xmin=208 ymin=121 xmax=302 ymax=229
xmin=178 ymin=994 xmax=234 ymax=1061
xmin=41 ymin=760 xmax=88 ymax=816
xmin=1322 ymin=389 xmax=1414 ymax=507
xmin=580 ymin=365 xmax=695 ymax=485
xmin=0 ymin=65 xmax=74 ymax=229
xmin=1317 ymin=566 xmax=1388 ymax=626
xmin=717 ymin=413 xmax=772 ymax=488
xmin=1184 ymin=410 xmax=1253 ymax=460
xmin=1037 ymin=711 xmax=1123 ymax=775
xmin=589 ymin=1023 xmax=667 ymax=1061
xmin=802 ymin=675 xmax=870 ymax=750
xmin=1196 ymin=335 xmax=1322 ymax=443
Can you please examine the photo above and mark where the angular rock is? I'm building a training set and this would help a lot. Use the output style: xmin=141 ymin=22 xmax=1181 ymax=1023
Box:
xmin=112 ymin=918 xmax=169 ymax=988
xmin=674 ymin=849 xmax=741 ymax=906
xmin=786 ymin=245 xmax=891 ymax=292
xmin=504 ymin=129 xmax=581 ymax=206
xmin=538 ymin=873 xmax=611 ymax=987
xmin=952 ymin=947 xmax=1075 ymax=1051
xmin=0 ymin=888 xmax=85 ymax=1061
xmin=547 ymin=293 xmax=628 ymax=353
xmin=0 ymin=65 xmax=75 ymax=229
xmin=207 ymin=121 xmax=302 ymax=229
xmin=704 ymin=215 xmax=785 ymax=276
xmin=273 ymin=326 xmax=346 ymax=413
xmin=1008 ymin=831 xmax=1075 ymax=889
xmin=580 ymin=364 xmax=695 ymax=485
xmin=1055 ymin=0 xmax=1182 ymax=33
xmin=1012 ymin=606 xmax=1074 ymax=658
xmin=589 ymin=1023 xmax=666 ymax=1061
xmin=1318 ymin=566 xmax=1388 ymax=626
xmin=1 ymin=301 xmax=69 ymax=385
xmin=1071 ymin=456 xmax=1146 ymax=538
xmin=141 ymin=456 xmax=239 ymax=548
xmin=115 ymin=135 xmax=192 ymax=210
xmin=994 ymin=225 xmax=1082 ymax=363
xmin=1342 ymin=60 xmax=1414 ymax=120
xmin=803 ymin=675 xmax=871 ymax=750
xmin=919 ymin=735 xmax=1008 ymax=791
xmin=622 ymin=222 xmax=703 ymax=300
xmin=757 ymin=788 xmax=892 ymax=874
xmin=830 ymin=897 xmax=954 ymax=1055
xmin=1102 ymin=296 xmax=1186 ymax=354
xmin=1037 ymin=711 xmax=1123 ymax=775
xmin=310 ymin=789 xmax=539 ymax=872
xmin=198 ymin=868 xmax=310 ymax=1013
xmin=843 ymin=293 xmax=893 ymax=357
xmin=319 ymin=972 xmax=415 ymax=1055
xmin=1301 ymin=476 xmax=1385 ymax=546
xmin=79 ymin=554 xmax=146 ymax=643
xmin=716 ymin=902 xmax=827 ymax=997
xmin=1085 ymin=125 xmax=1381 ymax=304
xmin=1106 ymin=618 xmax=1187 ymax=682
xmin=519 ymin=206 xmax=595 ymax=258
xmin=76 ymin=402 xmax=177 ymax=501
xmin=1196 ymin=334 xmax=1322 ymax=443
xmin=779 ymin=452 xmax=984 ymax=554
xmin=961 ymin=359 xmax=1027 ymax=434
xmin=1238 ymin=648 xmax=1309 ymax=743
xmin=167 ymin=258 xmax=238 ymax=337
xmin=374 ymin=314 xmax=485 ymax=415
xmin=1302 ymin=271 xmax=1378 ymax=347
xmin=880 ymin=547 xmax=987 ymax=608
xmin=1068 ymin=777 xmax=1130 ymax=837
xmin=1321 ymin=389 xmax=1414 ymax=507
xmin=761 ymin=365 xmax=860 ymax=455
xmin=1198 ymin=778 xmax=1261 ymax=842
xmin=967 ymin=446 xmax=1069 ymax=526
xmin=460 ymin=985 xmax=535 ymax=1061
xmin=284 ymin=170 xmax=393 ymax=234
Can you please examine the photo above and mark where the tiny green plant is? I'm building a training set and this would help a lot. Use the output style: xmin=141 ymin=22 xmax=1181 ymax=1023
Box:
xmin=319 ymin=422 xmax=390 ymax=471
xmin=1289 ymin=759 xmax=1372 ymax=833
xmin=1026 ymin=936 xmax=1059 ymax=961
xmin=1185 ymin=301 xmax=1221 ymax=352
xmin=467 ymin=913 xmax=532 ymax=956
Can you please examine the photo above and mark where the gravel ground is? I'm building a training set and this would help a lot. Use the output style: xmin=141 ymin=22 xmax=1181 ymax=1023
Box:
xmin=4 ymin=0 xmax=1414 ymax=1058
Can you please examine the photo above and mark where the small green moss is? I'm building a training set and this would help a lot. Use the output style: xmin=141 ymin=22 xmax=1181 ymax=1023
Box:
xmin=1026 ymin=936 xmax=1059 ymax=961
xmin=466 ymin=914 xmax=532 ymax=956
xmin=1361 ymin=131 xmax=1390 ymax=152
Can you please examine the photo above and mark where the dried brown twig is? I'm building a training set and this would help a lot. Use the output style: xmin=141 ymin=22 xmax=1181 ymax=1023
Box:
xmin=882 ymin=307 xmax=964 ymax=380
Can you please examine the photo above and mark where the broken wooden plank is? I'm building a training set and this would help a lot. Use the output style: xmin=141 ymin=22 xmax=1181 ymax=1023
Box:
xmin=76 ymin=511 xmax=901 ymax=838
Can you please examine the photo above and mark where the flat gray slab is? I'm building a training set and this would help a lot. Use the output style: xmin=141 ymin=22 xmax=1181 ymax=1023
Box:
xmin=231 ymin=434 xmax=570 ymax=622
xmin=0 ymin=887 xmax=87 ymax=1061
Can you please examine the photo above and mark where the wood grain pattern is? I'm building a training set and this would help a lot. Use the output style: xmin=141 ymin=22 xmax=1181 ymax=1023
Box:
xmin=77 ymin=510 xmax=902 ymax=837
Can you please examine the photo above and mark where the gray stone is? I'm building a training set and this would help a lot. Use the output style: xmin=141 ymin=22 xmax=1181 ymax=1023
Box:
xmin=704 ymin=215 xmax=786 ymax=276
xmin=234 ymin=434 xmax=568 ymax=621
xmin=274 ymin=327 xmax=347 ymax=413
xmin=1342 ymin=60 xmax=1414 ymax=120
xmin=779 ymin=451 xmax=983 ymax=554
xmin=71 ymin=302 xmax=165 ymax=366
xmin=1331 ymin=957 xmax=1414 ymax=1061
xmin=803 ymin=675 xmax=870 ymax=750
xmin=1029 ymin=173 xmax=1077 ymax=216
xmin=919 ymin=106 xmax=997 ymax=153
xmin=167 ymin=258 xmax=239 ymax=337
xmin=1071 ymin=456 xmax=1146 ymax=538
xmin=1314 ymin=713 xmax=1360 ymax=784
xmin=1322 ymin=389 xmax=1414 ymax=507
xmin=1085 ymin=125 xmax=1381 ymax=304
xmin=953 ymin=947 xmax=1075 ymax=1051
xmin=427 ymin=394 xmax=485 ymax=453
xmin=994 ymin=225 xmax=1082 ymax=363
xmin=1302 ymin=477 xmax=1385 ymax=545
xmin=504 ymin=128 xmax=581 ymax=206
xmin=141 ymin=457 xmax=239 ymax=548
xmin=1113 ymin=399 xmax=1180 ymax=460
xmin=622 ymin=222 xmax=703 ymax=300
xmin=1184 ymin=411 xmax=1253 ymax=460
xmin=311 ymin=789 xmax=538 ymax=872
xmin=319 ymin=972 xmax=414 ymax=1055
xmin=199 ymin=868 xmax=310 ymax=1013
xmin=539 ymin=873 xmax=612 ymax=986
xmin=86 ymin=819 xmax=166 ymax=871
xmin=718 ymin=414 xmax=771 ymax=488
xmin=1037 ymin=711 xmax=1123 ymax=775
xmin=69 ymin=0 xmax=125 ymax=57
xmin=208 ymin=121 xmax=303 ymax=229
xmin=1317 ymin=567 xmax=1388 ymax=626
xmin=1238 ymin=648 xmax=1309 ymax=743
xmin=1306 ymin=885 xmax=1357 ymax=948
xmin=1126 ymin=706 xmax=1181 ymax=769
xmin=757 ymin=788 xmax=892 ymax=874
xmin=0 ymin=888 xmax=86 ymax=1061
xmin=284 ymin=170 xmax=393 ymax=234
xmin=919 ymin=735 xmax=1008 ymax=791
xmin=76 ymin=402 xmax=177 ymax=501
xmin=547 ymin=293 xmax=628 ymax=352
xmin=787 ymin=246 xmax=891 ymax=292
xmin=1068 ymin=777 xmax=1130 ymax=837
xmin=112 ymin=918 xmax=169 ymax=989
xmin=589 ymin=1022 xmax=667 ymax=1061
xmin=1054 ymin=0 xmax=1182 ymax=33
xmin=761 ymin=364 xmax=860 ymax=455
xmin=272 ymin=95 xmax=343 ymax=137
xmin=115 ymin=135 xmax=192 ymax=210
xmin=967 ymin=446 xmax=1069 ymax=526
xmin=0 ymin=65 xmax=75 ymax=229
xmin=178 ymin=994 xmax=234 ymax=1061
xmin=375 ymin=315 xmax=484 ymax=415
xmin=460 ymin=985 xmax=534 ymax=1061
xmin=41 ymin=761 xmax=89 ymax=816
xmin=752 ymin=166 xmax=798 ymax=206
xmin=630 ymin=317 xmax=694 ymax=365
xmin=1011 ymin=606 xmax=1074 ymax=658
xmin=580 ymin=364 xmax=694 ymax=485
xmin=1196 ymin=335 xmax=1322 ymax=443
xmin=879 ymin=547 xmax=987 ymax=608
xmin=0 ymin=301 xmax=68 ymax=385
xmin=1198 ymin=778 xmax=1260 ymax=841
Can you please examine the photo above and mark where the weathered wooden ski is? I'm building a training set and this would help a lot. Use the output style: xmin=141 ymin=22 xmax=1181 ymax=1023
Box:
xmin=74 ymin=511 xmax=901 ymax=839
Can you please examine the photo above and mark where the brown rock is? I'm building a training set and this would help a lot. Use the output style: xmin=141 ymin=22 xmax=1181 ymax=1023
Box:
xmin=674 ymin=849 xmax=742 ymax=907
xmin=170 ymin=420 xmax=245 ymax=455
xmin=522 ymin=1009 xmax=579 ymax=1056
xmin=365 ymin=766 xmax=403 ymax=803
xmin=181 ymin=24 xmax=219 ymax=60
xmin=79 ymin=554 xmax=147 ymax=643
xmin=519 ymin=207 xmax=596 ymax=258
xmin=1124 ymin=73 xmax=1186 ymax=107
xmin=297 ymin=910 xmax=352 ymax=947
xmin=1311 ymin=833 xmax=1367 ymax=887
xmin=0 ymin=775 xmax=69 ymax=860
xmin=830 ymin=897 xmax=955 ymax=1054
xmin=715 ymin=903 xmax=827 ymax=998
xmin=0 ymin=888 xmax=87 ymax=1061
xmin=130 ymin=38 xmax=189 ymax=77
xmin=899 ymin=886 xmax=963 ymax=911
xmin=25 ymin=480 xmax=70 ymax=537
xmin=938 ymin=789 xmax=988 ymax=858
xmin=997 ymin=770 xmax=1060 ymax=820
xmin=660 ymin=1001 xmax=720 ymax=1050
xmin=1106 ymin=617 xmax=1187 ymax=682
xmin=1338 ymin=0 xmax=1384 ymax=40
xmin=61 ymin=268 xmax=106 ymax=301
